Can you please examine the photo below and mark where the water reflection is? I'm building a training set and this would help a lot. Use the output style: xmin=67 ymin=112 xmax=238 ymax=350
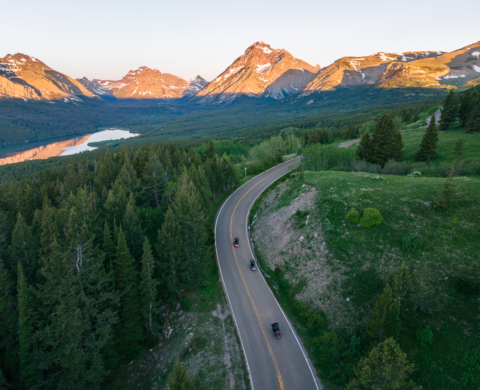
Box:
xmin=0 ymin=129 xmax=138 ymax=166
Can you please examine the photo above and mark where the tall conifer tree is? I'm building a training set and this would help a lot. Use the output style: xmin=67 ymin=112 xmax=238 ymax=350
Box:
xmin=439 ymin=90 xmax=458 ymax=130
xmin=415 ymin=116 xmax=439 ymax=161
xmin=123 ymin=194 xmax=144 ymax=264
xmin=37 ymin=195 xmax=117 ymax=389
xmin=158 ymin=207 xmax=188 ymax=293
xmin=0 ymin=258 xmax=17 ymax=376
xmin=466 ymin=99 xmax=480 ymax=133
xmin=357 ymin=132 xmax=374 ymax=162
xmin=366 ymin=284 xmax=396 ymax=346
xmin=371 ymin=113 xmax=403 ymax=167
xmin=114 ymin=231 xmax=143 ymax=357
xmin=459 ymin=88 xmax=473 ymax=126
xmin=453 ymin=139 xmax=463 ymax=159
xmin=9 ymin=213 xmax=37 ymax=283
xmin=140 ymin=237 xmax=159 ymax=334
xmin=141 ymin=154 xmax=166 ymax=207
xmin=103 ymin=219 xmax=115 ymax=269
xmin=18 ymin=263 xmax=39 ymax=388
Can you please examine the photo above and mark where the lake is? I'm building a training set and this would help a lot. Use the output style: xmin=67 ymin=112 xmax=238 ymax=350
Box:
xmin=0 ymin=129 xmax=139 ymax=166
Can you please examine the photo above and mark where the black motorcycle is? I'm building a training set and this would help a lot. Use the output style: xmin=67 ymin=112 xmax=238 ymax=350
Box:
xmin=234 ymin=237 xmax=239 ymax=248
xmin=250 ymin=259 xmax=257 ymax=271
xmin=272 ymin=323 xmax=281 ymax=339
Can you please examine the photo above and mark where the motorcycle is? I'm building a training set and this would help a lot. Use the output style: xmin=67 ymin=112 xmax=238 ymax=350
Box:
xmin=272 ymin=323 xmax=281 ymax=339
xmin=250 ymin=259 xmax=257 ymax=271
xmin=234 ymin=237 xmax=239 ymax=248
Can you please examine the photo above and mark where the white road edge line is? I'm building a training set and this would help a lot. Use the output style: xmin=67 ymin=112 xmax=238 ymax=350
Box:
xmin=245 ymin=159 xmax=321 ymax=390
xmin=213 ymin=157 xmax=301 ymax=390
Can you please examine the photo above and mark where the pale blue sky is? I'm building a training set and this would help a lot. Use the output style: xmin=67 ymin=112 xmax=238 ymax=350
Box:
xmin=1 ymin=0 xmax=478 ymax=82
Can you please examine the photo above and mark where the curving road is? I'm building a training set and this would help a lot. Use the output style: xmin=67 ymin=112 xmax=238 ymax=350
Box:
xmin=215 ymin=158 xmax=320 ymax=390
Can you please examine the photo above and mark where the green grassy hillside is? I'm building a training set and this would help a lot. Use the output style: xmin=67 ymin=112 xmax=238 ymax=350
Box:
xmin=251 ymin=169 xmax=480 ymax=389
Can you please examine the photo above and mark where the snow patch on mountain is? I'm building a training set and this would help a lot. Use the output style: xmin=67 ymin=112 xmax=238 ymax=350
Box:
xmin=474 ymin=65 xmax=480 ymax=73
xmin=256 ymin=63 xmax=272 ymax=73
xmin=472 ymin=52 xmax=480 ymax=59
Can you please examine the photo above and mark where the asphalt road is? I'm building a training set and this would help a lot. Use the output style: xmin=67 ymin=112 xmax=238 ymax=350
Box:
xmin=215 ymin=157 xmax=320 ymax=390
xmin=339 ymin=139 xmax=360 ymax=148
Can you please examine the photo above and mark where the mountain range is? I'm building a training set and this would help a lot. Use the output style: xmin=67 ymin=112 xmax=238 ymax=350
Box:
xmin=1 ymin=40 xmax=479 ymax=103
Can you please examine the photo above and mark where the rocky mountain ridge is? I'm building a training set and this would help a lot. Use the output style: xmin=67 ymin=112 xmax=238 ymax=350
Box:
xmin=302 ymin=41 xmax=480 ymax=95
xmin=0 ymin=53 xmax=95 ymax=100
xmin=194 ymin=42 xmax=320 ymax=103
xmin=1 ymin=39 xmax=479 ymax=102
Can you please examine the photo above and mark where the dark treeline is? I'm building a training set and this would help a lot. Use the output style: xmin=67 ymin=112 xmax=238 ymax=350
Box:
xmin=0 ymin=99 xmax=184 ymax=145
xmin=0 ymin=140 xmax=237 ymax=389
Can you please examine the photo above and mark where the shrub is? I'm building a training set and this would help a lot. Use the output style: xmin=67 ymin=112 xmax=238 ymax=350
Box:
xmin=346 ymin=209 xmax=360 ymax=223
xmin=360 ymin=208 xmax=383 ymax=228
xmin=416 ymin=326 xmax=434 ymax=348
xmin=313 ymin=332 xmax=355 ymax=384
xmin=454 ymin=260 xmax=480 ymax=294
xmin=292 ymin=301 xmax=325 ymax=332
xmin=461 ymin=349 xmax=480 ymax=388
xmin=401 ymin=234 xmax=423 ymax=255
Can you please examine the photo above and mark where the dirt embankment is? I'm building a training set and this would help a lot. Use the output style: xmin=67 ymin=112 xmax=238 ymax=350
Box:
xmin=251 ymin=180 xmax=352 ymax=330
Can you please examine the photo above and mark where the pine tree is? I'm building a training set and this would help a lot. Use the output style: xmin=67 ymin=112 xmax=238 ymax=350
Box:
xmin=122 ymin=194 xmax=144 ymax=264
xmin=114 ymin=231 xmax=143 ymax=358
xmin=167 ymin=361 xmax=197 ymax=390
xmin=347 ymin=338 xmax=421 ymax=390
xmin=371 ymin=113 xmax=403 ymax=167
xmin=140 ymin=237 xmax=159 ymax=334
xmin=357 ymin=132 xmax=374 ymax=162
xmin=171 ymin=175 xmax=208 ymax=290
xmin=114 ymin=160 xmax=139 ymax=197
xmin=157 ymin=207 xmax=187 ymax=294
xmin=384 ymin=298 xmax=400 ymax=342
xmin=414 ymin=266 xmax=439 ymax=314
xmin=365 ymin=284 xmax=396 ymax=346
xmin=188 ymin=165 xmax=209 ymax=209
xmin=141 ymin=154 xmax=166 ymax=207
xmin=415 ymin=116 xmax=439 ymax=161
xmin=390 ymin=263 xmax=415 ymax=322
xmin=453 ymin=139 xmax=463 ymax=159
xmin=39 ymin=201 xmax=58 ymax=269
xmin=204 ymin=140 xmax=216 ymax=161
xmin=0 ymin=258 xmax=17 ymax=374
xmin=93 ymin=150 xmax=119 ymax=193
xmin=9 ymin=213 xmax=37 ymax=283
xmin=466 ymin=99 xmax=480 ymax=133
xmin=439 ymin=90 xmax=458 ymax=130
xmin=103 ymin=219 xmax=115 ymax=268
xmin=37 ymin=205 xmax=118 ymax=389
xmin=434 ymin=167 xmax=462 ymax=210
xmin=103 ymin=183 xmax=128 ymax=224
xmin=18 ymin=263 xmax=39 ymax=388
xmin=459 ymin=88 xmax=473 ymax=126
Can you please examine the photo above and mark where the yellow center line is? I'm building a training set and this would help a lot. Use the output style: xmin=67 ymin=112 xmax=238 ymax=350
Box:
xmin=229 ymin=161 xmax=297 ymax=390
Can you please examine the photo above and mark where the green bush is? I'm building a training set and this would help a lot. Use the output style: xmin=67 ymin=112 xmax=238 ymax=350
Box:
xmin=292 ymin=301 xmax=325 ymax=332
xmin=346 ymin=209 xmax=360 ymax=223
xmin=461 ymin=349 xmax=480 ymax=388
xmin=360 ymin=208 xmax=383 ymax=228
xmin=454 ymin=260 xmax=480 ymax=294
xmin=416 ymin=326 xmax=434 ymax=348
xmin=313 ymin=332 xmax=355 ymax=384
xmin=401 ymin=234 xmax=423 ymax=255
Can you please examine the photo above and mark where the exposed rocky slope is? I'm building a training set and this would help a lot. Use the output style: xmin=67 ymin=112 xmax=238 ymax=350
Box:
xmin=302 ymin=41 xmax=480 ymax=94
xmin=194 ymin=42 xmax=320 ymax=103
xmin=79 ymin=69 xmax=209 ymax=99
xmin=76 ymin=77 xmax=113 ymax=96
xmin=93 ymin=67 xmax=189 ymax=99
xmin=0 ymin=53 xmax=95 ymax=100
xmin=183 ymin=75 xmax=209 ymax=96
